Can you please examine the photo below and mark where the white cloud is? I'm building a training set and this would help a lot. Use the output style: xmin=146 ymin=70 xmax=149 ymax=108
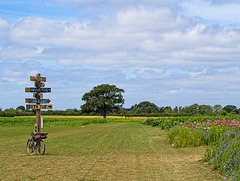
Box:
xmin=33 ymin=46 xmax=44 ymax=54
xmin=180 ymin=0 xmax=240 ymax=24
xmin=0 ymin=18 xmax=9 ymax=41
xmin=58 ymin=59 xmax=79 ymax=66
xmin=188 ymin=70 xmax=206 ymax=78
xmin=52 ymin=0 xmax=178 ymax=8
xmin=116 ymin=7 xmax=191 ymax=33
xmin=23 ymin=60 xmax=41 ymax=67
xmin=0 ymin=12 xmax=239 ymax=70
xmin=0 ymin=18 xmax=9 ymax=29
xmin=1 ymin=0 xmax=240 ymax=109
xmin=136 ymin=68 xmax=164 ymax=79
xmin=2 ymin=6 xmax=239 ymax=68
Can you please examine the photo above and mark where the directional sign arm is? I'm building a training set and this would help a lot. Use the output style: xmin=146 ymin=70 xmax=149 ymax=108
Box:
xmin=40 ymin=104 xmax=53 ymax=109
xmin=25 ymin=87 xmax=51 ymax=93
xmin=26 ymin=104 xmax=53 ymax=110
xmin=25 ymin=98 xmax=51 ymax=104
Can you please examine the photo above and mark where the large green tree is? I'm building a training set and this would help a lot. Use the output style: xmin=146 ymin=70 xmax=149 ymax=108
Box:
xmin=213 ymin=104 xmax=222 ymax=114
xmin=198 ymin=105 xmax=213 ymax=115
xmin=16 ymin=105 xmax=25 ymax=111
xmin=223 ymin=105 xmax=238 ymax=114
xmin=184 ymin=104 xmax=199 ymax=115
xmin=81 ymin=84 xmax=125 ymax=118
xmin=130 ymin=101 xmax=159 ymax=114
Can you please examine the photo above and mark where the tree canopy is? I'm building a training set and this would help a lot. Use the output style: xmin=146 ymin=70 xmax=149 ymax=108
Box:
xmin=130 ymin=101 xmax=159 ymax=114
xmin=223 ymin=105 xmax=237 ymax=114
xmin=81 ymin=84 xmax=125 ymax=118
xmin=16 ymin=106 xmax=25 ymax=111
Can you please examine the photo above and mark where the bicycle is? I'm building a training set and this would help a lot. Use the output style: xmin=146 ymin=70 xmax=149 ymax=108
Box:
xmin=27 ymin=132 xmax=48 ymax=155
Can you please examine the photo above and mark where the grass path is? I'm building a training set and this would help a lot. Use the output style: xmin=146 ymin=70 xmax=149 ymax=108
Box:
xmin=0 ymin=122 xmax=223 ymax=180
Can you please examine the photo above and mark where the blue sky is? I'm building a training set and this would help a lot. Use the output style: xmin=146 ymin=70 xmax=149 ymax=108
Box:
xmin=1 ymin=0 xmax=240 ymax=110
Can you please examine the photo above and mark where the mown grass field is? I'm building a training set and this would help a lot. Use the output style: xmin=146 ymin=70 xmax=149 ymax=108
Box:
xmin=0 ymin=117 xmax=223 ymax=180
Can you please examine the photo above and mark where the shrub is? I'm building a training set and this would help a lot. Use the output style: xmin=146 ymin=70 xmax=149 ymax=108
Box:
xmin=204 ymin=130 xmax=240 ymax=180
xmin=168 ymin=126 xmax=209 ymax=147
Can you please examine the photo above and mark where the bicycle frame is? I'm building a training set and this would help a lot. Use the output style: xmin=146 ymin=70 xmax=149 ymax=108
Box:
xmin=27 ymin=132 xmax=45 ymax=155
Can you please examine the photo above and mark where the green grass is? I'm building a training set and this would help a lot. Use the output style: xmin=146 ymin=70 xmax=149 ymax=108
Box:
xmin=0 ymin=122 xmax=223 ymax=180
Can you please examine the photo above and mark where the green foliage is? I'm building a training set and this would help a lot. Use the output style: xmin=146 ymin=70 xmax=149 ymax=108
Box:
xmin=183 ymin=103 xmax=199 ymax=115
xmin=142 ymin=118 xmax=158 ymax=126
xmin=173 ymin=106 xmax=179 ymax=113
xmin=204 ymin=131 xmax=240 ymax=180
xmin=143 ymin=116 xmax=240 ymax=180
xmin=0 ymin=116 xmax=142 ymax=127
xmin=130 ymin=101 xmax=159 ymax=114
xmin=168 ymin=126 xmax=206 ymax=147
xmin=198 ymin=105 xmax=213 ymax=114
xmin=163 ymin=106 xmax=172 ymax=114
xmin=223 ymin=105 xmax=238 ymax=114
xmin=0 ymin=108 xmax=34 ymax=117
xmin=2 ymin=103 xmax=240 ymax=117
xmin=16 ymin=106 xmax=25 ymax=111
xmin=0 ymin=117 xmax=35 ymax=126
xmin=143 ymin=117 xmax=182 ymax=130
xmin=213 ymin=105 xmax=222 ymax=114
xmin=81 ymin=84 xmax=125 ymax=118
xmin=0 ymin=117 xmax=108 ymax=127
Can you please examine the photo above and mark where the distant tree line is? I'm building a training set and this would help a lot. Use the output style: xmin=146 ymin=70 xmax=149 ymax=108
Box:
xmin=123 ymin=102 xmax=238 ymax=117
xmin=1 ymin=102 xmax=240 ymax=117
xmin=3 ymin=84 xmax=239 ymax=118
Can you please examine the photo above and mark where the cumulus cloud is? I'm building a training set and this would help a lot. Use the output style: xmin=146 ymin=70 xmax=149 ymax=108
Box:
xmin=180 ymin=0 xmax=240 ymax=24
xmin=0 ymin=18 xmax=9 ymax=42
xmin=1 ymin=0 xmax=240 ymax=109
xmin=23 ymin=60 xmax=42 ymax=67
xmin=53 ymin=0 xmax=178 ymax=8
xmin=136 ymin=68 xmax=164 ymax=79
xmin=0 ymin=18 xmax=9 ymax=29
xmin=116 ymin=7 xmax=191 ymax=33
xmin=2 ymin=5 xmax=239 ymax=69
xmin=58 ymin=59 xmax=78 ymax=66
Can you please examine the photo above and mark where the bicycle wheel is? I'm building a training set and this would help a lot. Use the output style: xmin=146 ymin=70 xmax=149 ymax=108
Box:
xmin=27 ymin=139 xmax=33 ymax=153
xmin=36 ymin=140 xmax=45 ymax=155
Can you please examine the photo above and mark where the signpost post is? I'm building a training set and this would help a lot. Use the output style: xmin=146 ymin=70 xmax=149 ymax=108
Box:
xmin=25 ymin=73 xmax=52 ymax=153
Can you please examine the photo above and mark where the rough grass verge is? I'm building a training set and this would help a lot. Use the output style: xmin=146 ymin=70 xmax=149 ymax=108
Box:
xmin=0 ymin=122 xmax=223 ymax=181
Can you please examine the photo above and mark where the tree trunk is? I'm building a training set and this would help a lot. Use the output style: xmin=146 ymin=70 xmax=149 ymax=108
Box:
xmin=103 ymin=111 xmax=108 ymax=119
xmin=102 ymin=109 xmax=108 ymax=119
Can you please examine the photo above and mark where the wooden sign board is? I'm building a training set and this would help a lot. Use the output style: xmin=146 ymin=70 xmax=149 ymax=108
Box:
xmin=41 ymin=104 xmax=53 ymax=109
xmin=25 ymin=87 xmax=51 ymax=93
xmin=30 ymin=76 xmax=46 ymax=82
xmin=26 ymin=104 xmax=53 ymax=110
xmin=25 ymin=98 xmax=51 ymax=104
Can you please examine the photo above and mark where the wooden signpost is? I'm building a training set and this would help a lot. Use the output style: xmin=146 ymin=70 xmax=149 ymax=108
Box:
xmin=25 ymin=73 xmax=52 ymax=133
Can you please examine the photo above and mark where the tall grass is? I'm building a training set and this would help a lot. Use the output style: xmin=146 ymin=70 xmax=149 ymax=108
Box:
xmin=142 ymin=117 xmax=240 ymax=180
xmin=0 ymin=116 xmax=142 ymax=127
